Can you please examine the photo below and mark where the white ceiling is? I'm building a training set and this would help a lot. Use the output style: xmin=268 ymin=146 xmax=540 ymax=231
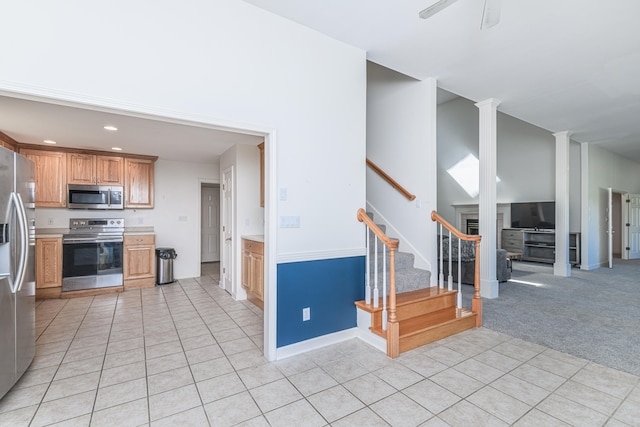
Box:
xmin=245 ymin=0 xmax=640 ymax=161
xmin=0 ymin=95 xmax=263 ymax=163
xmin=2 ymin=1 xmax=639 ymax=163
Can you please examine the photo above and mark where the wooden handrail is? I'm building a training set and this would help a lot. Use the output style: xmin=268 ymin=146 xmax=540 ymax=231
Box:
xmin=431 ymin=210 xmax=482 ymax=328
xmin=357 ymin=208 xmax=399 ymax=249
xmin=366 ymin=158 xmax=416 ymax=201
xmin=431 ymin=211 xmax=481 ymax=242
xmin=357 ymin=207 xmax=400 ymax=357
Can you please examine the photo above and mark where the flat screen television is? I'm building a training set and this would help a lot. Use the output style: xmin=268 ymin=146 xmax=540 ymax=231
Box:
xmin=510 ymin=201 xmax=555 ymax=229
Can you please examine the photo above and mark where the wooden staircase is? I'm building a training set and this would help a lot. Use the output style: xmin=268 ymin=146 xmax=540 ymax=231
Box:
xmin=355 ymin=287 xmax=478 ymax=355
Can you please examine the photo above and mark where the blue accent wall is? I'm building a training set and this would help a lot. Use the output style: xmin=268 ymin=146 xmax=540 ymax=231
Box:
xmin=277 ymin=256 xmax=365 ymax=347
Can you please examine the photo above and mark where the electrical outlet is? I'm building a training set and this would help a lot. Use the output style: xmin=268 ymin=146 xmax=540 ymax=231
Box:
xmin=302 ymin=307 xmax=310 ymax=321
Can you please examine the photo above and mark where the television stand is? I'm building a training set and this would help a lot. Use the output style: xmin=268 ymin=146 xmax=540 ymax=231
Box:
xmin=502 ymin=229 xmax=580 ymax=265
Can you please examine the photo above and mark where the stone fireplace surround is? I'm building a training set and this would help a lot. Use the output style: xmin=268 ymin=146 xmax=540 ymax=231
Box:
xmin=454 ymin=204 xmax=510 ymax=249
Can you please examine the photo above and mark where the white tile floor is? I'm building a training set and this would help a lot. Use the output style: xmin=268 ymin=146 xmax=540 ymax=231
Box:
xmin=0 ymin=268 xmax=639 ymax=426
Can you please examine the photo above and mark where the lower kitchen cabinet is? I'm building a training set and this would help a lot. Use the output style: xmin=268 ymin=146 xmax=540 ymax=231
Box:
xmin=35 ymin=237 xmax=62 ymax=299
xmin=242 ymin=238 xmax=264 ymax=309
xmin=123 ymin=234 xmax=156 ymax=289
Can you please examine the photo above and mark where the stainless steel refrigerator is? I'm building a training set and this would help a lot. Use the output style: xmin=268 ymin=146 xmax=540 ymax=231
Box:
xmin=0 ymin=146 xmax=36 ymax=399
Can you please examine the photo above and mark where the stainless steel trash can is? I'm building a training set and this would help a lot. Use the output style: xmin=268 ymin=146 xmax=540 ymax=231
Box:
xmin=156 ymin=248 xmax=177 ymax=285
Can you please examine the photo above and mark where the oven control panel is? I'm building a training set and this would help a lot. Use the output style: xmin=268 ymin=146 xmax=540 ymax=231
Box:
xmin=69 ymin=218 xmax=125 ymax=230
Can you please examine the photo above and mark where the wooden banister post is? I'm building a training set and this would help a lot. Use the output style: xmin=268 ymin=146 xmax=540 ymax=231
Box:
xmin=473 ymin=240 xmax=483 ymax=327
xmin=386 ymin=248 xmax=400 ymax=358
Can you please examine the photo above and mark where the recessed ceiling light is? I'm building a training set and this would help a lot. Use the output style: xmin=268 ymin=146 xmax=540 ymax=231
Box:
xmin=104 ymin=125 xmax=118 ymax=131
xmin=111 ymin=147 xmax=123 ymax=151
xmin=43 ymin=140 xmax=57 ymax=144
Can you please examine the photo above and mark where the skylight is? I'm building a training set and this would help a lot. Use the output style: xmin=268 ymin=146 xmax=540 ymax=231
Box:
xmin=447 ymin=154 xmax=500 ymax=197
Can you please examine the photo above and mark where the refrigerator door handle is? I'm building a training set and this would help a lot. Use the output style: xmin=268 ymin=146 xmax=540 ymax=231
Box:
xmin=9 ymin=192 xmax=28 ymax=293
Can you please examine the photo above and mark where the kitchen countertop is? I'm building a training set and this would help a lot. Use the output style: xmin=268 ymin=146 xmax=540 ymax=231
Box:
xmin=242 ymin=234 xmax=264 ymax=242
xmin=35 ymin=228 xmax=67 ymax=238
xmin=124 ymin=226 xmax=155 ymax=235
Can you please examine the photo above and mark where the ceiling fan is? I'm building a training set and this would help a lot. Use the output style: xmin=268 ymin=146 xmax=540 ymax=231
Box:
xmin=419 ymin=0 xmax=502 ymax=30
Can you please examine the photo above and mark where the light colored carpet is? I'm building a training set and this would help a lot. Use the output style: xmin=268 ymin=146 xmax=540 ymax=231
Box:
xmin=470 ymin=259 xmax=640 ymax=376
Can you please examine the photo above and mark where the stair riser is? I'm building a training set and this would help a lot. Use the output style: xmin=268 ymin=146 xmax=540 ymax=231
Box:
xmin=399 ymin=315 xmax=477 ymax=354
xmin=368 ymin=253 xmax=415 ymax=271
xmin=370 ymin=293 xmax=456 ymax=325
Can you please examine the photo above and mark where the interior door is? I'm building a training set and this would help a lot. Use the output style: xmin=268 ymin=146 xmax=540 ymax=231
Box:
xmin=221 ymin=167 xmax=234 ymax=294
xmin=607 ymin=188 xmax=613 ymax=268
xmin=201 ymin=185 xmax=220 ymax=262
xmin=627 ymin=194 xmax=640 ymax=259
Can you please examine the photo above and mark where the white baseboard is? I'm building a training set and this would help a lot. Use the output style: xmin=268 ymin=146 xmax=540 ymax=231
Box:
xmin=355 ymin=329 xmax=387 ymax=353
xmin=276 ymin=329 xmax=358 ymax=360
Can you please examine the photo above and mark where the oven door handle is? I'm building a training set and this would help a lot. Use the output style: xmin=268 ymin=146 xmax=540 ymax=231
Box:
xmin=63 ymin=237 xmax=123 ymax=244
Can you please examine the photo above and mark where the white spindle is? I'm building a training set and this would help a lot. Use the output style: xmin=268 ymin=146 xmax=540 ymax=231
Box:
xmin=365 ymin=227 xmax=371 ymax=305
xmin=457 ymin=237 xmax=462 ymax=309
xmin=448 ymin=231 xmax=453 ymax=291
xmin=439 ymin=225 xmax=444 ymax=288
xmin=373 ymin=235 xmax=379 ymax=308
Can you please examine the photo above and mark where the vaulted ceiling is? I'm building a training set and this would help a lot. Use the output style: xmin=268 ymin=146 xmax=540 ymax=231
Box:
xmin=2 ymin=1 xmax=639 ymax=163
xmin=244 ymin=0 xmax=640 ymax=161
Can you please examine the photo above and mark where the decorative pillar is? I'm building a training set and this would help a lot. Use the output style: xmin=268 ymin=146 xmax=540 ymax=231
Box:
xmin=580 ymin=142 xmax=589 ymax=270
xmin=475 ymin=98 xmax=501 ymax=299
xmin=554 ymin=131 xmax=572 ymax=276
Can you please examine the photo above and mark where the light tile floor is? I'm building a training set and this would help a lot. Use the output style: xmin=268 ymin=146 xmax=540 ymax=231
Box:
xmin=1 ymin=267 xmax=639 ymax=426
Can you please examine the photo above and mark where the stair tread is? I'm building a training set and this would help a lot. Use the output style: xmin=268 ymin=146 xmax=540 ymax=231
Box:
xmin=370 ymin=308 xmax=474 ymax=338
xmin=355 ymin=287 xmax=456 ymax=313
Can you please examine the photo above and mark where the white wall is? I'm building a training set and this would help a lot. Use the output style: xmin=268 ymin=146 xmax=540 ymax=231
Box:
xmin=1 ymin=0 xmax=367 ymax=261
xmin=585 ymin=145 xmax=640 ymax=268
xmin=366 ymin=62 xmax=438 ymax=273
xmin=36 ymin=159 xmax=219 ymax=279
xmin=437 ymin=97 xmax=581 ymax=231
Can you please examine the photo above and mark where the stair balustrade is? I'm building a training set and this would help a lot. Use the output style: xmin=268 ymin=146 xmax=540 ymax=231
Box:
xmin=431 ymin=211 xmax=482 ymax=328
xmin=356 ymin=208 xmax=401 ymax=357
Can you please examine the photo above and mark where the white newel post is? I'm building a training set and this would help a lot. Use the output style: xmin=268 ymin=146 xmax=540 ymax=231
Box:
xmin=554 ymin=131 xmax=572 ymax=276
xmin=476 ymin=98 xmax=501 ymax=299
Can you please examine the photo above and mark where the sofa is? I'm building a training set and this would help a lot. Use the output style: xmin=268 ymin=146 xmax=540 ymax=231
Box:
xmin=438 ymin=235 xmax=510 ymax=285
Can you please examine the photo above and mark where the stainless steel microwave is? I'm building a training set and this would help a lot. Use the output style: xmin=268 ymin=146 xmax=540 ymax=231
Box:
xmin=67 ymin=184 xmax=124 ymax=210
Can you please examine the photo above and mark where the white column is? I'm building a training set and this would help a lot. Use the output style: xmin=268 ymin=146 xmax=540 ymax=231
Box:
xmin=476 ymin=98 xmax=500 ymax=299
xmin=580 ymin=142 xmax=589 ymax=270
xmin=554 ymin=131 xmax=572 ymax=276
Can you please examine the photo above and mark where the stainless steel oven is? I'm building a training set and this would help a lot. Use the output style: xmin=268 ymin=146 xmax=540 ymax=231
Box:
xmin=62 ymin=218 xmax=124 ymax=292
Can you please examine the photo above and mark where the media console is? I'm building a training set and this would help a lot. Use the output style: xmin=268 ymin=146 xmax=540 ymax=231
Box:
xmin=502 ymin=229 xmax=580 ymax=266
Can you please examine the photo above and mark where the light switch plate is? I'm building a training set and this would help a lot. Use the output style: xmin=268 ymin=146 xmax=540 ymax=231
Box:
xmin=279 ymin=216 xmax=300 ymax=228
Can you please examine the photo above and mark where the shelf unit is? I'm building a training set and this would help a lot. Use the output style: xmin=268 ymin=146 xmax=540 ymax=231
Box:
xmin=501 ymin=229 xmax=580 ymax=265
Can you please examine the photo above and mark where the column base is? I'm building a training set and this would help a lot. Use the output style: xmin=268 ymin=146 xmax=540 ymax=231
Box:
xmin=554 ymin=262 xmax=571 ymax=277
xmin=480 ymin=278 xmax=499 ymax=299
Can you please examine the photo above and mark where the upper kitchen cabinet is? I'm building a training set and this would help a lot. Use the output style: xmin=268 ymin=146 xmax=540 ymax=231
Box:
xmin=20 ymin=149 xmax=67 ymax=208
xmin=125 ymin=158 xmax=154 ymax=208
xmin=0 ymin=131 xmax=17 ymax=151
xmin=67 ymin=153 xmax=124 ymax=185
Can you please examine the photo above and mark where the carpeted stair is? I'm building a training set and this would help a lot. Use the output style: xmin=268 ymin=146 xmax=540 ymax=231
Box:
xmin=367 ymin=213 xmax=431 ymax=293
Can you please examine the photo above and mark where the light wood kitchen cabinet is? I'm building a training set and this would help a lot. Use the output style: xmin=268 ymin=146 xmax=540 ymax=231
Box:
xmin=20 ymin=149 xmax=67 ymax=208
xmin=35 ymin=237 xmax=63 ymax=299
xmin=0 ymin=131 xmax=17 ymax=151
xmin=242 ymin=238 xmax=264 ymax=309
xmin=123 ymin=234 xmax=156 ymax=289
xmin=125 ymin=158 xmax=154 ymax=208
xmin=67 ymin=153 xmax=124 ymax=185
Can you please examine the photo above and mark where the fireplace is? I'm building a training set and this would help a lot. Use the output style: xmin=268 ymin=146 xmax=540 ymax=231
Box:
xmin=466 ymin=219 xmax=479 ymax=235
